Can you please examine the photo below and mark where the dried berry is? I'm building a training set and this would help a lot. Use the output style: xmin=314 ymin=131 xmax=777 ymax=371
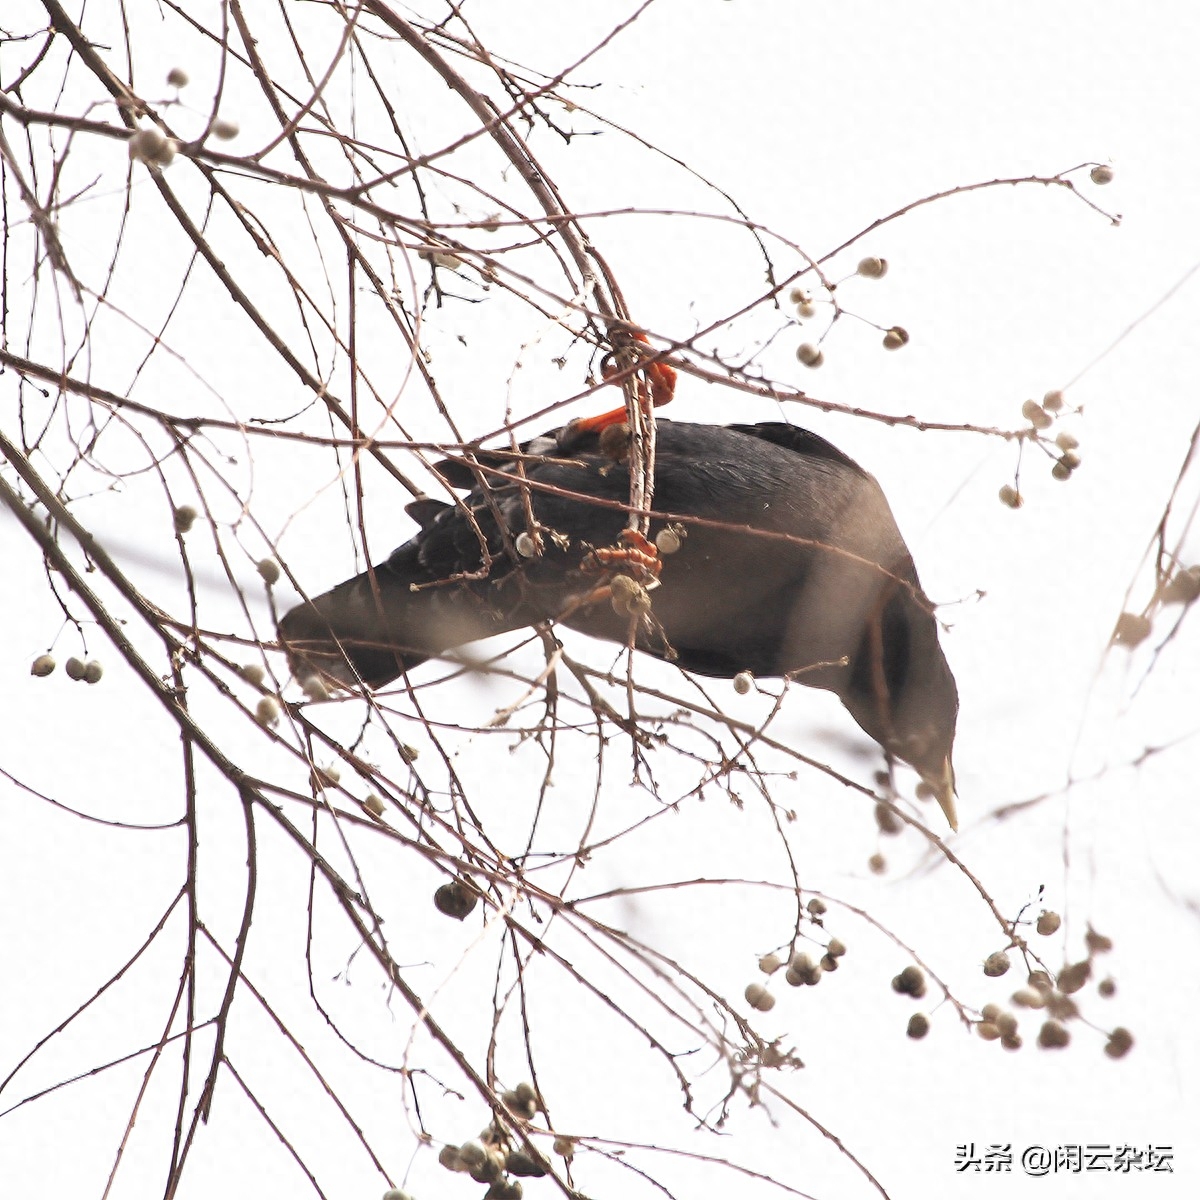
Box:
xmin=173 ymin=504 xmax=198 ymax=533
xmin=1011 ymin=988 xmax=1046 ymax=1010
xmin=1036 ymin=910 xmax=1061 ymax=936
xmin=129 ymin=127 xmax=177 ymax=167
xmin=785 ymin=952 xmax=821 ymax=987
xmin=654 ymin=524 xmax=684 ymax=555
xmin=1104 ymin=1027 xmax=1133 ymax=1059
xmin=1021 ymin=400 xmax=1052 ymax=430
xmin=506 ymin=1150 xmax=547 ymax=1177
xmin=456 ymin=1142 xmax=486 ymax=1171
xmin=1038 ymin=1019 xmax=1070 ymax=1049
xmin=875 ymin=802 xmax=902 ymax=835
xmin=1046 ymin=992 xmax=1079 ymax=1021
xmin=892 ymin=965 xmax=926 ymax=999
xmin=1160 ymin=565 xmax=1200 ymax=604
xmin=1057 ymin=960 xmax=1091 ymax=995
xmin=744 ymin=982 xmax=776 ymax=1011
xmin=468 ymin=1146 xmax=505 ymax=1184
xmin=995 ymin=1012 xmax=1019 ymax=1038
xmin=983 ymin=951 xmax=1011 ymax=978
xmin=483 ymin=1180 xmax=522 ymax=1200
xmin=434 ymin=879 xmax=478 ymax=921
xmin=1112 ymin=612 xmax=1151 ymax=647
xmin=310 ymin=764 xmax=340 ymax=789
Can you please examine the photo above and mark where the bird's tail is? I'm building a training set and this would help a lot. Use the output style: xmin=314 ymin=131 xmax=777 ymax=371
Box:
xmin=277 ymin=543 xmax=519 ymax=689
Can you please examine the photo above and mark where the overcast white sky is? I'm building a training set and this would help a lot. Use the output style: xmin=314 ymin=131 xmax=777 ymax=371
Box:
xmin=2 ymin=3 xmax=1199 ymax=1199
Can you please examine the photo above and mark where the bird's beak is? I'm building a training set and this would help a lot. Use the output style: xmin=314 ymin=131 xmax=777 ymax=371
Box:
xmin=924 ymin=756 xmax=958 ymax=832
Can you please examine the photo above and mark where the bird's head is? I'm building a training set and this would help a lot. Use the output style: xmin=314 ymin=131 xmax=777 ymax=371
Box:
xmin=844 ymin=580 xmax=960 ymax=830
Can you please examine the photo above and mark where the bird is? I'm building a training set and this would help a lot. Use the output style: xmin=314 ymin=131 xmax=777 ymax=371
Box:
xmin=278 ymin=417 xmax=960 ymax=828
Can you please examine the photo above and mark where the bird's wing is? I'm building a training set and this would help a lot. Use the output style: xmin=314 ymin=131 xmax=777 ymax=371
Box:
xmin=725 ymin=422 xmax=869 ymax=477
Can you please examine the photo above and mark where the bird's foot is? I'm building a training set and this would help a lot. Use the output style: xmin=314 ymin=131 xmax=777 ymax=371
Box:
xmin=581 ymin=527 xmax=662 ymax=584
xmin=570 ymin=330 xmax=678 ymax=437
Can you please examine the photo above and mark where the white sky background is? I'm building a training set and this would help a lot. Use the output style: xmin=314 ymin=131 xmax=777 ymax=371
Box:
xmin=2 ymin=2 xmax=1199 ymax=1199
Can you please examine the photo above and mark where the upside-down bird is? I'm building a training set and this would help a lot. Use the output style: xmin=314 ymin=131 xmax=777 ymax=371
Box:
xmin=278 ymin=409 xmax=960 ymax=829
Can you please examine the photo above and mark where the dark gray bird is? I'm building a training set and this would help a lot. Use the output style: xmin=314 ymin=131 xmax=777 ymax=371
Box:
xmin=278 ymin=420 xmax=959 ymax=827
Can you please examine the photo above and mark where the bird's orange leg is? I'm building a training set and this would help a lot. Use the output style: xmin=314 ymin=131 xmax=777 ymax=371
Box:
xmin=581 ymin=528 xmax=662 ymax=584
xmin=571 ymin=332 xmax=678 ymax=436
